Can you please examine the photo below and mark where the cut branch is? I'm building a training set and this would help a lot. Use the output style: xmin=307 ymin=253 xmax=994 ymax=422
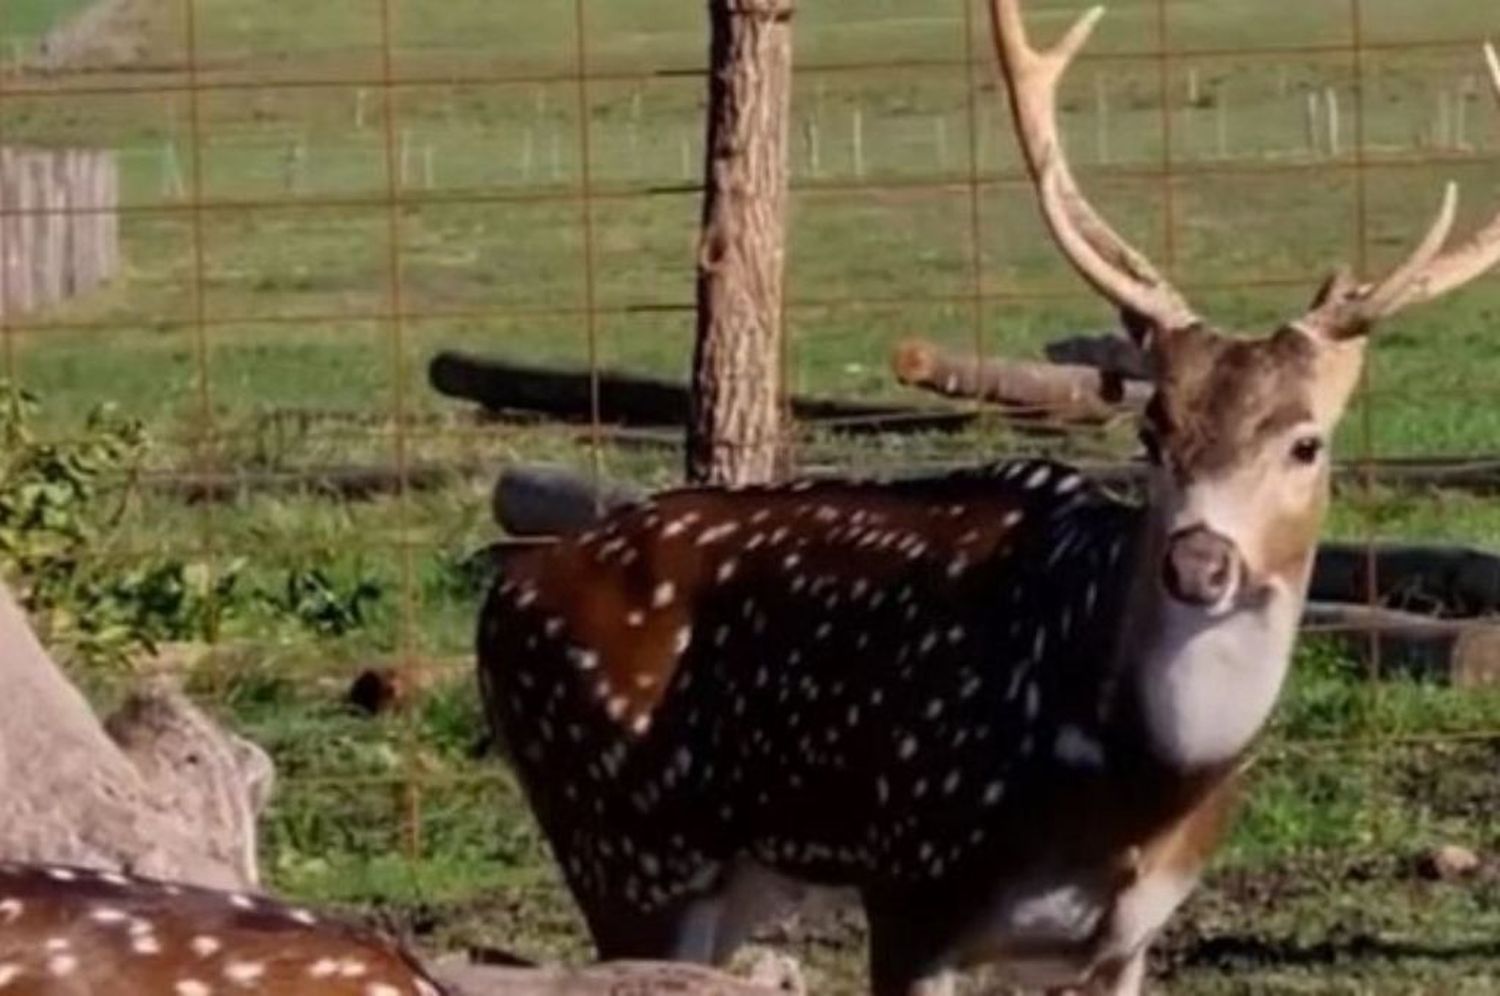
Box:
xmin=892 ymin=338 xmax=1150 ymax=422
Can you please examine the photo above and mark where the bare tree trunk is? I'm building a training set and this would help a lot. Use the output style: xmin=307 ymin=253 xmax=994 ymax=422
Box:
xmin=0 ymin=582 xmax=268 ymax=890
xmin=688 ymin=0 xmax=795 ymax=486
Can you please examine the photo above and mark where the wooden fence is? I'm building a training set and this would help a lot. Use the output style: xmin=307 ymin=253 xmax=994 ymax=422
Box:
xmin=0 ymin=147 xmax=119 ymax=318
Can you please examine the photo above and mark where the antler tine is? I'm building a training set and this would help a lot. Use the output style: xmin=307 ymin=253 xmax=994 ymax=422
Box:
xmin=989 ymin=0 xmax=1199 ymax=334
xmin=1299 ymin=44 xmax=1500 ymax=339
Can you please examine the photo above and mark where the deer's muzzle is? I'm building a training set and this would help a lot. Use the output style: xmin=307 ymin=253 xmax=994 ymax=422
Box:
xmin=1162 ymin=525 xmax=1243 ymax=609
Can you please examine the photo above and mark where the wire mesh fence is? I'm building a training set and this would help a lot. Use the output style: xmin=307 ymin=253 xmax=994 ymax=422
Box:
xmin=2 ymin=0 xmax=1499 ymax=985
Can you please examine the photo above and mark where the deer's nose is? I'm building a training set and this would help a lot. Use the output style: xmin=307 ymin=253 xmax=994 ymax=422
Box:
xmin=1162 ymin=526 xmax=1242 ymax=608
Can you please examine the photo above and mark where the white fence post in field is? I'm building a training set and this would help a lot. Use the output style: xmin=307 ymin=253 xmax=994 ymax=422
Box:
xmin=852 ymin=106 xmax=865 ymax=179
xmin=1325 ymin=87 xmax=1341 ymax=157
xmin=1095 ymin=73 xmax=1111 ymax=164
xmin=0 ymin=148 xmax=120 ymax=319
xmin=1305 ymin=90 xmax=1320 ymax=156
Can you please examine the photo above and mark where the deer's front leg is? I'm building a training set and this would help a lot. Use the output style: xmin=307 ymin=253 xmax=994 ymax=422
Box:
xmin=1044 ymin=948 xmax=1148 ymax=996
xmin=864 ymin=891 xmax=964 ymax=996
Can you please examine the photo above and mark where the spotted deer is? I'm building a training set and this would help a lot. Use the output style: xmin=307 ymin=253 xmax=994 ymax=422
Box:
xmin=0 ymin=862 xmax=446 ymax=995
xmin=476 ymin=5 xmax=1500 ymax=993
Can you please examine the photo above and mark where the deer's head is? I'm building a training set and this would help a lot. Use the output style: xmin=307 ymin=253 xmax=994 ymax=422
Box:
xmin=992 ymin=2 xmax=1500 ymax=615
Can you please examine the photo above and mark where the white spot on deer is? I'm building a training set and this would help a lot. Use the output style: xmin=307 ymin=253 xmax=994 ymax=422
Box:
xmin=89 ymin=905 xmax=127 ymax=924
xmin=652 ymin=581 xmax=676 ymax=608
xmin=627 ymin=610 xmax=645 ymax=628
xmin=228 ymin=893 xmax=255 ymax=910
xmin=191 ymin=936 xmax=222 ymax=957
xmin=46 ymin=954 xmax=77 ymax=977
xmin=308 ymin=958 xmax=339 ymax=979
xmin=97 ymin=871 xmax=130 ymax=887
xmin=0 ymin=964 xmax=21 ymax=987
xmin=43 ymin=939 xmax=68 ymax=953
xmin=175 ymin=982 xmax=211 ymax=996
xmin=782 ymin=553 xmax=801 ymax=570
xmin=1025 ymin=683 xmax=1041 ymax=719
xmin=1056 ymin=725 xmax=1106 ymax=768
xmin=674 ymin=626 xmax=693 ymax=655
xmin=606 ymin=696 xmax=629 ymax=721
xmin=43 ymin=868 xmax=76 ymax=882
xmin=925 ymin=699 xmax=944 ymax=719
xmin=943 ymin=770 xmax=962 ymax=795
xmin=133 ymin=933 xmax=162 ymax=955
xmin=662 ymin=518 xmax=690 ymax=538
xmin=716 ymin=558 xmax=739 ymax=583
xmin=697 ymin=522 xmax=740 ymax=546
xmin=1025 ymin=466 xmax=1052 ymax=489
xmin=898 ymin=735 xmax=918 ymax=760
xmin=0 ymin=899 xmax=19 ymax=925
xmin=336 ymin=959 xmax=369 ymax=978
xmin=569 ymin=647 xmax=600 ymax=671
xmin=515 ymin=586 xmax=538 ymax=608
xmin=1003 ymin=509 xmax=1024 ymax=529
xmin=983 ymin=780 xmax=1005 ymax=806
xmin=224 ymin=960 xmax=265 ymax=984
xmin=545 ymin=616 xmax=565 ymax=637
xmin=368 ymin=985 xmax=403 ymax=996
xmin=630 ymin=713 xmax=653 ymax=736
xmin=288 ymin=907 xmax=317 ymax=925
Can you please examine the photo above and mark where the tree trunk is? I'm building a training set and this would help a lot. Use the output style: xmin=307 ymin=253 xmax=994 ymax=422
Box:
xmin=0 ymin=582 xmax=267 ymax=891
xmin=688 ymin=0 xmax=795 ymax=486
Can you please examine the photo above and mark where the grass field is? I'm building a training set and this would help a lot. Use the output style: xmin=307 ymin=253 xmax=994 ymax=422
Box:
xmin=6 ymin=0 xmax=1500 ymax=991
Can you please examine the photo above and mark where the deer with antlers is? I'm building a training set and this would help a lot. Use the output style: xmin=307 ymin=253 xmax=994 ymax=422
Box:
xmin=476 ymin=4 xmax=1500 ymax=993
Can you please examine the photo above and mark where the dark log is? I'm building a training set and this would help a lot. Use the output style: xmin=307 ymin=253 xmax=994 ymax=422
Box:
xmin=1043 ymin=331 xmax=1153 ymax=381
xmin=892 ymin=338 xmax=1151 ymax=422
xmin=491 ymin=464 xmax=646 ymax=536
xmin=1309 ymin=543 xmax=1500 ymax=617
xmin=429 ymin=350 xmax=976 ymax=437
xmin=1301 ymin=602 xmax=1500 ymax=687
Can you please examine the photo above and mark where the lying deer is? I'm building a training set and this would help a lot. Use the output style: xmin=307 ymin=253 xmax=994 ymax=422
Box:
xmin=0 ymin=862 xmax=445 ymax=995
xmin=476 ymin=5 xmax=1500 ymax=993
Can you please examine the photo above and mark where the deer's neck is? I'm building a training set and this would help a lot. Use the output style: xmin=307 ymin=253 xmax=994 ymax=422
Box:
xmin=1110 ymin=513 xmax=1310 ymax=776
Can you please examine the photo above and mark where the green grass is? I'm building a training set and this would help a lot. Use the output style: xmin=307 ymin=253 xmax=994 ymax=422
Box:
xmin=5 ymin=0 xmax=1500 ymax=990
xmin=0 ymin=0 xmax=95 ymax=46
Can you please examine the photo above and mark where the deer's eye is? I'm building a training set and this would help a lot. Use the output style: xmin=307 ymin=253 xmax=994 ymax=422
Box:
xmin=1290 ymin=436 xmax=1324 ymax=466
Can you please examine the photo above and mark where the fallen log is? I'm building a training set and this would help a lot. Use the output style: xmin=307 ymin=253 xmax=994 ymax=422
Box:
xmin=1301 ymin=602 xmax=1500 ymax=687
xmin=1309 ymin=543 xmax=1500 ymax=617
xmin=492 ymin=463 xmax=647 ymax=537
xmin=1043 ymin=331 xmax=1152 ymax=381
xmin=891 ymin=338 xmax=1150 ymax=422
xmin=429 ymin=350 xmax=976 ymax=436
xmin=433 ymin=954 xmax=801 ymax=996
xmin=0 ymin=582 xmax=268 ymax=890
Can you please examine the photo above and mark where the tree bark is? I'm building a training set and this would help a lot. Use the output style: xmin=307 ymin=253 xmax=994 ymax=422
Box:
xmin=0 ymin=582 xmax=268 ymax=890
xmin=688 ymin=0 xmax=795 ymax=486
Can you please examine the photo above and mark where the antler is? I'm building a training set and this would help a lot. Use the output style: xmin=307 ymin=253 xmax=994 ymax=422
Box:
xmin=1295 ymin=43 xmax=1500 ymax=339
xmin=988 ymin=0 xmax=1199 ymax=334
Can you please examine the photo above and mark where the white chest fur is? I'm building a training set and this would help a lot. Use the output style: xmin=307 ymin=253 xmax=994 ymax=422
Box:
xmin=1136 ymin=591 xmax=1299 ymax=771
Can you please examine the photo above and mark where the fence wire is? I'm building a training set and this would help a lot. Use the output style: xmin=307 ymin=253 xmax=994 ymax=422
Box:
xmin=1 ymin=0 xmax=1499 ymax=978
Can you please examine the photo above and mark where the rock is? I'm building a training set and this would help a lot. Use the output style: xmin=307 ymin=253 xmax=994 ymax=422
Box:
xmin=347 ymin=667 xmax=408 ymax=716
